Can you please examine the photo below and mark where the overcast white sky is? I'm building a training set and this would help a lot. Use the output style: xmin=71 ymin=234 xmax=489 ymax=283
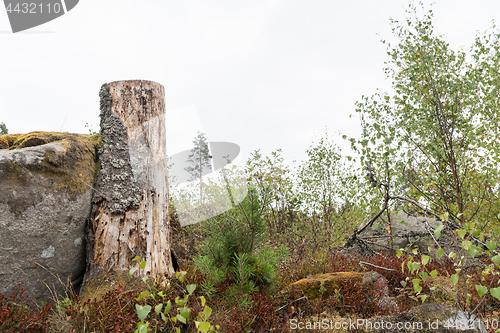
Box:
xmin=1 ymin=0 xmax=500 ymax=169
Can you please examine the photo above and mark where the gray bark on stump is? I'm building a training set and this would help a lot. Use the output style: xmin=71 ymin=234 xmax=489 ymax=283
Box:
xmin=83 ymin=80 xmax=174 ymax=287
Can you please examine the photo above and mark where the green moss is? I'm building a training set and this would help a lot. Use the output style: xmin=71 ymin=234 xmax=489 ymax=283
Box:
xmin=1 ymin=133 xmax=22 ymax=148
xmin=79 ymin=269 xmax=148 ymax=309
xmin=292 ymin=272 xmax=365 ymax=300
xmin=0 ymin=131 xmax=102 ymax=197
xmin=0 ymin=136 xmax=7 ymax=149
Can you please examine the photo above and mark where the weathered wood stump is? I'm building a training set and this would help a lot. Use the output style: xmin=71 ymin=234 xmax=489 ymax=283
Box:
xmin=83 ymin=80 xmax=174 ymax=288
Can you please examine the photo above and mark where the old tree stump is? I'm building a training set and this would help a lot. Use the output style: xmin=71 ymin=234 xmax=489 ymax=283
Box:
xmin=82 ymin=80 xmax=174 ymax=293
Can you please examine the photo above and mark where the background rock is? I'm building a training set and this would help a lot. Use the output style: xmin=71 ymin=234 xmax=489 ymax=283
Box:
xmin=342 ymin=211 xmax=464 ymax=260
xmin=291 ymin=271 xmax=398 ymax=312
xmin=0 ymin=132 xmax=100 ymax=305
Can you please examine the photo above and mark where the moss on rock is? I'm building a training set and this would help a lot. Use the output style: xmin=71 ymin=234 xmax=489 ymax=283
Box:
xmin=291 ymin=271 xmax=382 ymax=300
xmin=0 ymin=131 xmax=102 ymax=197
xmin=1 ymin=133 xmax=22 ymax=148
xmin=79 ymin=269 xmax=148 ymax=311
xmin=0 ymin=136 xmax=7 ymax=149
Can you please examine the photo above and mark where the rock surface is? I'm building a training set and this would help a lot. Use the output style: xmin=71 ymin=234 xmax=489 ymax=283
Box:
xmin=342 ymin=211 xmax=465 ymax=260
xmin=0 ymin=132 xmax=100 ymax=305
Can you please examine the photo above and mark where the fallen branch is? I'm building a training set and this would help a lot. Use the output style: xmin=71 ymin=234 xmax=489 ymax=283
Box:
xmin=359 ymin=261 xmax=397 ymax=272
xmin=357 ymin=205 xmax=388 ymax=234
xmin=275 ymin=296 xmax=308 ymax=312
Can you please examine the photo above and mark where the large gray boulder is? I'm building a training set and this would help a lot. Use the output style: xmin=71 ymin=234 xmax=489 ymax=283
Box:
xmin=342 ymin=211 xmax=462 ymax=260
xmin=0 ymin=132 xmax=100 ymax=305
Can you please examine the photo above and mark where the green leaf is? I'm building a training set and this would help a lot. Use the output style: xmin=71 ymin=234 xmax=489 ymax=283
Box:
xmin=476 ymin=285 xmax=488 ymax=297
xmin=135 ymin=290 xmax=149 ymax=301
xmin=412 ymin=279 xmax=422 ymax=293
xmin=137 ymin=322 xmax=151 ymax=333
xmin=451 ymin=274 xmax=459 ymax=285
xmin=437 ymin=248 xmax=444 ymax=259
xmin=468 ymin=245 xmax=478 ymax=258
xmin=440 ymin=212 xmax=449 ymax=221
xmin=129 ymin=267 xmax=137 ymax=277
xmin=176 ymin=314 xmax=186 ymax=324
xmin=164 ymin=300 xmax=172 ymax=314
xmin=492 ymin=254 xmax=500 ymax=266
xmin=199 ymin=296 xmax=206 ymax=307
xmin=490 ymin=287 xmax=500 ymax=300
xmin=198 ymin=322 xmax=211 ymax=332
xmin=140 ymin=260 xmax=147 ymax=270
xmin=457 ymin=229 xmax=467 ymax=240
xmin=396 ymin=250 xmax=403 ymax=258
xmin=176 ymin=271 xmax=187 ymax=283
xmin=136 ymin=304 xmax=152 ymax=322
xmin=486 ymin=241 xmax=497 ymax=252
xmin=430 ymin=270 xmax=438 ymax=278
xmin=187 ymin=284 xmax=196 ymax=295
xmin=419 ymin=271 xmax=428 ymax=282
xmin=472 ymin=229 xmax=481 ymax=238
xmin=421 ymin=294 xmax=428 ymax=303
xmin=434 ymin=224 xmax=444 ymax=239
xmin=180 ymin=307 xmax=191 ymax=321
xmin=203 ymin=306 xmax=212 ymax=320
xmin=448 ymin=252 xmax=456 ymax=260
xmin=160 ymin=312 xmax=168 ymax=323
xmin=421 ymin=255 xmax=431 ymax=265
xmin=132 ymin=256 xmax=141 ymax=262
xmin=154 ymin=304 xmax=163 ymax=316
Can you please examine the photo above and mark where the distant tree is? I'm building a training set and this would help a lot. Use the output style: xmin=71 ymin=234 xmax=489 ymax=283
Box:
xmin=0 ymin=122 xmax=8 ymax=135
xmin=297 ymin=131 xmax=360 ymax=234
xmin=185 ymin=131 xmax=212 ymax=203
xmin=245 ymin=149 xmax=296 ymax=233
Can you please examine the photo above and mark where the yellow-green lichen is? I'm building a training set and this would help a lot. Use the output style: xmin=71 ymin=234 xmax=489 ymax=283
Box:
xmin=1 ymin=131 xmax=102 ymax=197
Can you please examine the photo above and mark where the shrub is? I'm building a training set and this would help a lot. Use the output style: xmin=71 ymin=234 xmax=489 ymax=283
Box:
xmin=0 ymin=283 xmax=52 ymax=332
xmin=194 ymin=187 xmax=290 ymax=306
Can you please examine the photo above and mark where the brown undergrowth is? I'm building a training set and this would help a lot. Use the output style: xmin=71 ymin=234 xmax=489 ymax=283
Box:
xmin=1 ymin=248 xmax=498 ymax=332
